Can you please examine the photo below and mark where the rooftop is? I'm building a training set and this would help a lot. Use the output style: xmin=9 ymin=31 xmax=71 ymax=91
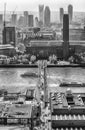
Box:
xmin=0 ymin=44 xmax=15 ymax=49
xmin=5 ymin=104 xmax=32 ymax=119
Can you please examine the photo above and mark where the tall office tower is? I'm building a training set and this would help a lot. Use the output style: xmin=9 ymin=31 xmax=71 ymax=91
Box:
xmin=28 ymin=15 xmax=34 ymax=27
xmin=0 ymin=14 xmax=3 ymax=26
xmin=44 ymin=6 xmax=51 ymax=27
xmin=63 ymin=14 xmax=69 ymax=60
xmin=18 ymin=16 xmax=24 ymax=27
xmin=34 ymin=17 xmax=39 ymax=27
xmin=39 ymin=5 xmax=44 ymax=25
xmin=60 ymin=8 xmax=64 ymax=23
xmin=68 ymin=4 xmax=73 ymax=23
xmin=23 ymin=11 xmax=29 ymax=27
xmin=11 ymin=14 xmax=17 ymax=26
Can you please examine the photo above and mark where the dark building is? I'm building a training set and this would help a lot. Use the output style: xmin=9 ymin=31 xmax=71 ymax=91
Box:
xmin=0 ymin=14 xmax=3 ymax=26
xmin=44 ymin=6 xmax=51 ymax=27
xmin=63 ymin=14 xmax=69 ymax=60
xmin=28 ymin=15 xmax=34 ymax=27
xmin=0 ymin=44 xmax=16 ymax=57
xmin=3 ymin=27 xmax=16 ymax=46
xmin=11 ymin=14 xmax=17 ymax=26
xmin=68 ymin=4 xmax=73 ymax=24
xmin=60 ymin=8 xmax=64 ymax=24
xmin=26 ymin=40 xmax=63 ymax=59
xmin=61 ymin=28 xmax=85 ymax=41
xmin=69 ymin=28 xmax=85 ymax=41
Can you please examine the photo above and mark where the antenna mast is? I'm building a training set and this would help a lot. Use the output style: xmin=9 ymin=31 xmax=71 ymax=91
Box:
xmin=4 ymin=3 xmax=6 ymax=28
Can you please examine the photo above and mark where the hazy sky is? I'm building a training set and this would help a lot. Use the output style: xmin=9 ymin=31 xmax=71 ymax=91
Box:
xmin=0 ymin=0 xmax=85 ymax=12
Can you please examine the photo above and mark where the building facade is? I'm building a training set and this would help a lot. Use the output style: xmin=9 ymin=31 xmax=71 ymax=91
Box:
xmin=3 ymin=27 xmax=16 ymax=46
xmin=34 ymin=17 xmax=38 ymax=27
xmin=11 ymin=14 xmax=17 ymax=26
xmin=28 ymin=15 xmax=34 ymax=27
xmin=0 ymin=14 xmax=3 ymax=26
xmin=24 ymin=11 xmax=29 ymax=27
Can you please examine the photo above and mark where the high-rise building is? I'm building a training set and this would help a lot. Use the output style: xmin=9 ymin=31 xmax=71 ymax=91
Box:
xmin=34 ymin=17 xmax=38 ymax=27
xmin=60 ymin=8 xmax=64 ymax=23
xmin=63 ymin=14 xmax=69 ymax=60
xmin=0 ymin=14 xmax=3 ymax=26
xmin=44 ymin=6 xmax=51 ymax=27
xmin=18 ymin=16 xmax=24 ymax=27
xmin=68 ymin=4 xmax=73 ymax=23
xmin=28 ymin=15 xmax=34 ymax=27
xmin=39 ymin=5 xmax=44 ymax=25
xmin=23 ymin=11 xmax=29 ymax=27
xmin=11 ymin=14 xmax=17 ymax=26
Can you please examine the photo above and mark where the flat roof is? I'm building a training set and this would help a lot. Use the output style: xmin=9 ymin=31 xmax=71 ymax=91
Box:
xmin=0 ymin=44 xmax=15 ymax=49
xmin=51 ymin=92 xmax=85 ymax=109
xmin=6 ymin=104 xmax=32 ymax=118
xmin=28 ymin=40 xmax=85 ymax=47
xmin=29 ymin=40 xmax=63 ymax=46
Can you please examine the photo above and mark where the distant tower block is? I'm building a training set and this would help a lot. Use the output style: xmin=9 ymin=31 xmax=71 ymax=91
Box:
xmin=68 ymin=4 xmax=73 ymax=23
xmin=28 ymin=15 xmax=34 ymax=27
xmin=39 ymin=5 xmax=44 ymax=25
xmin=63 ymin=14 xmax=69 ymax=60
xmin=60 ymin=8 xmax=64 ymax=23
xmin=34 ymin=17 xmax=39 ymax=27
xmin=0 ymin=14 xmax=3 ymax=26
xmin=11 ymin=14 xmax=17 ymax=26
xmin=24 ymin=11 xmax=29 ymax=27
xmin=18 ymin=16 xmax=24 ymax=27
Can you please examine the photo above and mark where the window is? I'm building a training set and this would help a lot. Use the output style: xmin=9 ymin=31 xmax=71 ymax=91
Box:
xmin=66 ymin=96 xmax=75 ymax=105
xmin=81 ymin=97 xmax=85 ymax=104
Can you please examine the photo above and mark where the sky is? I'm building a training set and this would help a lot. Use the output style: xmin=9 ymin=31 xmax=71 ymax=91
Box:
xmin=0 ymin=0 xmax=85 ymax=12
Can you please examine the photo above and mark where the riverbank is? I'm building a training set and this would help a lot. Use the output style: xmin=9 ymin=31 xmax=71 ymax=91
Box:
xmin=0 ymin=64 xmax=84 ymax=68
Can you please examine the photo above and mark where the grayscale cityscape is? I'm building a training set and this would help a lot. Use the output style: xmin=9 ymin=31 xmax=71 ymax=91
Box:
xmin=0 ymin=0 xmax=85 ymax=129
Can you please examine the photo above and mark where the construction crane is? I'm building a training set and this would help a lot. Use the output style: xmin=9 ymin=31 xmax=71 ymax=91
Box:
xmin=12 ymin=6 xmax=17 ymax=15
xmin=3 ymin=3 xmax=6 ymax=28
xmin=43 ymin=60 xmax=48 ymax=108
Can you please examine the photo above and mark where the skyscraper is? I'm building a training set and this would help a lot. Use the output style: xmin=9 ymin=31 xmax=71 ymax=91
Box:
xmin=68 ymin=4 xmax=73 ymax=23
xmin=23 ymin=11 xmax=29 ymax=27
xmin=28 ymin=15 xmax=34 ymax=27
xmin=11 ymin=14 xmax=17 ymax=26
xmin=0 ymin=14 xmax=3 ymax=26
xmin=44 ymin=6 xmax=51 ymax=27
xmin=18 ymin=16 xmax=24 ymax=27
xmin=60 ymin=8 xmax=64 ymax=23
xmin=39 ymin=5 xmax=44 ymax=25
xmin=34 ymin=17 xmax=39 ymax=27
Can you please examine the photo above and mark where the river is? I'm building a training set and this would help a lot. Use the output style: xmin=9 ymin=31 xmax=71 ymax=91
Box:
xmin=0 ymin=67 xmax=85 ymax=93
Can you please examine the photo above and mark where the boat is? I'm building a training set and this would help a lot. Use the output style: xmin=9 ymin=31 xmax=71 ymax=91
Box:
xmin=60 ymin=82 xmax=85 ymax=87
xmin=21 ymin=72 xmax=38 ymax=78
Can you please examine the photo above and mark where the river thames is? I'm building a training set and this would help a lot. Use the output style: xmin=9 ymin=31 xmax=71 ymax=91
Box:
xmin=0 ymin=67 xmax=85 ymax=93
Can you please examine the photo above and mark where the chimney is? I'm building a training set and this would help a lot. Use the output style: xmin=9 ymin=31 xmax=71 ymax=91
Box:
xmin=63 ymin=14 xmax=69 ymax=60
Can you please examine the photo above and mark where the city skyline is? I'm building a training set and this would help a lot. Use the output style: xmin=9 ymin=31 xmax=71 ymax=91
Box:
xmin=0 ymin=0 xmax=84 ymax=12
